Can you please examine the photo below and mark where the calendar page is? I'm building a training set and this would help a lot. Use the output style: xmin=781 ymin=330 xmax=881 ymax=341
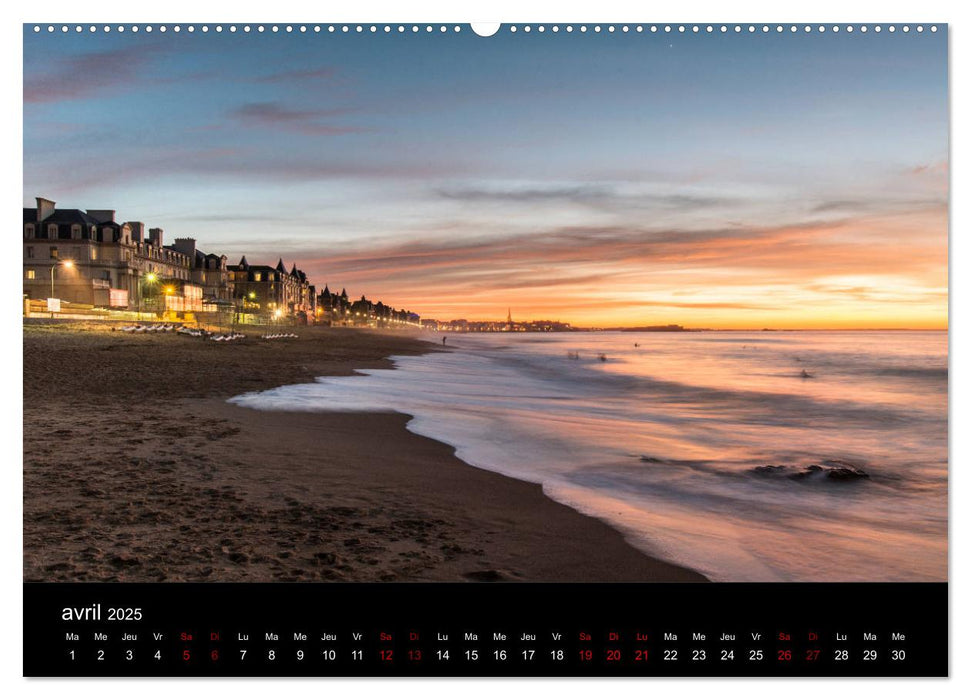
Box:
xmin=22 ymin=21 xmax=948 ymax=677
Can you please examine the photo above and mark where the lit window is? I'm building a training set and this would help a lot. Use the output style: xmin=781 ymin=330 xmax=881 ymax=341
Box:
xmin=50 ymin=247 xmax=58 ymax=259
xmin=26 ymin=269 xmax=35 ymax=280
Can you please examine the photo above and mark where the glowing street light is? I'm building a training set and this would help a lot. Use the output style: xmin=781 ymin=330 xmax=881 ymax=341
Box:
xmin=138 ymin=271 xmax=159 ymax=316
xmin=50 ymin=259 xmax=74 ymax=299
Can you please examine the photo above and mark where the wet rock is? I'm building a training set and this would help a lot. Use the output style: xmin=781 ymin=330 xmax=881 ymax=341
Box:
xmin=751 ymin=462 xmax=870 ymax=482
xmin=753 ymin=465 xmax=787 ymax=475
xmin=826 ymin=467 xmax=870 ymax=481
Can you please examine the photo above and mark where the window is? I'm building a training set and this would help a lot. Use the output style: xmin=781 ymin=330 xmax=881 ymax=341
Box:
xmin=26 ymin=246 xmax=34 ymax=258
xmin=253 ymin=273 xmax=262 ymax=282
xmin=26 ymin=269 xmax=35 ymax=280
xmin=90 ymin=248 xmax=97 ymax=261
xmin=71 ymin=225 xmax=81 ymax=239
xmin=50 ymin=247 xmax=58 ymax=259
xmin=24 ymin=224 xmax=34 ymax=238
xmin=48 ymin=224 xmax=58 ymax=238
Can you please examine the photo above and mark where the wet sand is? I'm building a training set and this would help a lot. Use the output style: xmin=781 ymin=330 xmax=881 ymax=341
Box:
xmin=23 ymin=320 xmax=706 ymax=583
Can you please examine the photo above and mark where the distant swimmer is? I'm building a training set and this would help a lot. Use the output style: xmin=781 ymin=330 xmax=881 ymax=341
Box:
xmin=634 ymin=343 xmax=640 ymax=347
xmin=442 ymin=336 xmax=447 ymax=346
xmin=800 ymin=369 xmax=814 ymax=379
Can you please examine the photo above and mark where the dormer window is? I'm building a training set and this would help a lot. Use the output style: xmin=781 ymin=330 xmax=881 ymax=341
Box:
xmin=48 ymin=224 xmax=58 ymax=238
xmin=71 ymin=225 xmax=81 ymax=239
xmin=24 ymin=224 xmax=34 ymax=238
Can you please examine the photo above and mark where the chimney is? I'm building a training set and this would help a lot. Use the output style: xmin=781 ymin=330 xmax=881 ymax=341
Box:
xmin=172 ymin=237 xmax=197 ymax=258
xmin=36 ymin=197 xmax=55 ymax=222
xmin=128 ymin=221 xmax=145 ymax=243
xmin=148 ymin=227 xmax=164 ymax=248
xmin=87 ymin=209 xmax=116 ymax=224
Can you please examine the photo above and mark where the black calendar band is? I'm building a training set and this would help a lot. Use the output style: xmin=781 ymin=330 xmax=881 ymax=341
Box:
xmin=24 ymin=582 xmax=947 ymax=677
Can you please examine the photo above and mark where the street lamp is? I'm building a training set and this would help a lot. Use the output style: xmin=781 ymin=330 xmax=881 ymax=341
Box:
xmin=139 ymin=272 xmax=158 ymax=316
xmin=50 ymin=259 xmax=74 ymax=299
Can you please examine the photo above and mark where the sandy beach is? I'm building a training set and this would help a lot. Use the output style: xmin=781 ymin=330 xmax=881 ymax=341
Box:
xmin=23 ymin=321 xmax=705 ymax=583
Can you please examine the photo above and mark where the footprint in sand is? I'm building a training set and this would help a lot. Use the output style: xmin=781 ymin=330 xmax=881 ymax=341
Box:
xmin=462 ymin=569 xmax=510 ymax=582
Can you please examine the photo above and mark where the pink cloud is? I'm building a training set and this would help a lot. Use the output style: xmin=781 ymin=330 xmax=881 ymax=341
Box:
xmin=24 ymin=45 xmax=162 ymax=104
xmin=230 ymin=101 xmax=366 ymax=135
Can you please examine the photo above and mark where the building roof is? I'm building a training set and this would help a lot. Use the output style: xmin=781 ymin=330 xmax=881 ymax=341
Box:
xmin=24 ymin=207 xmax=100 ymax=226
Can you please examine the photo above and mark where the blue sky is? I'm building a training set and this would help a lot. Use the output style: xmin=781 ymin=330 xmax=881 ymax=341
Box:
xmin=23 ymin=25 xmax=948 ymax=326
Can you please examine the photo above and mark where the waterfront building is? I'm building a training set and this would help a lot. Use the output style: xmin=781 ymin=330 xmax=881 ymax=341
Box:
xmin=23 ymin=197 xmax=197 ymax=309
xmin=227 ymin=256 xmax=315 ymax=321
xmin=170 ymin=238 xmax=233 ymax=304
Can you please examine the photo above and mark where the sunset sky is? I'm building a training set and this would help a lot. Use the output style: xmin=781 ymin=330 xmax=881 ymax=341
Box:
xmin=23 ymin=25 xmax=948 ymax=328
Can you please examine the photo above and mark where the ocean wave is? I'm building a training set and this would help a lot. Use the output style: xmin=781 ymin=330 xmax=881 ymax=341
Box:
xmin=230 ymin=330 xmax=947 ymax=582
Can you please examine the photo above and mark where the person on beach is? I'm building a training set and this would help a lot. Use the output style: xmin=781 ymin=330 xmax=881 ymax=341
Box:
xmin=442 ymin=336 xmax=447 ymax=346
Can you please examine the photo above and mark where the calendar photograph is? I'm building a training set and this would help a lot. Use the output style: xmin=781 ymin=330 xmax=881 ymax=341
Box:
xmin=23 ymin=22 xmax=947 ymax=599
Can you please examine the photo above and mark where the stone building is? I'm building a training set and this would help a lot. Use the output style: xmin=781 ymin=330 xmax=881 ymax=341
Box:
xmin=227 ymin=256 xmax=315 ymax=320
xmin=170 ymin=237 xmax=233 ymax=303
xmin=23 ymin=197 xmax=196 ymax=309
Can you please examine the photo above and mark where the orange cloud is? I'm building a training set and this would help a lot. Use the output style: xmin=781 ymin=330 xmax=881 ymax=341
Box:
xmin=256 ymin=207 xmax=947 ymax=329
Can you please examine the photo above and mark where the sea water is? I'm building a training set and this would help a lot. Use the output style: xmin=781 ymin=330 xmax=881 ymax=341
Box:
xmin=229 ymin=331 xmax=948 ymax=582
